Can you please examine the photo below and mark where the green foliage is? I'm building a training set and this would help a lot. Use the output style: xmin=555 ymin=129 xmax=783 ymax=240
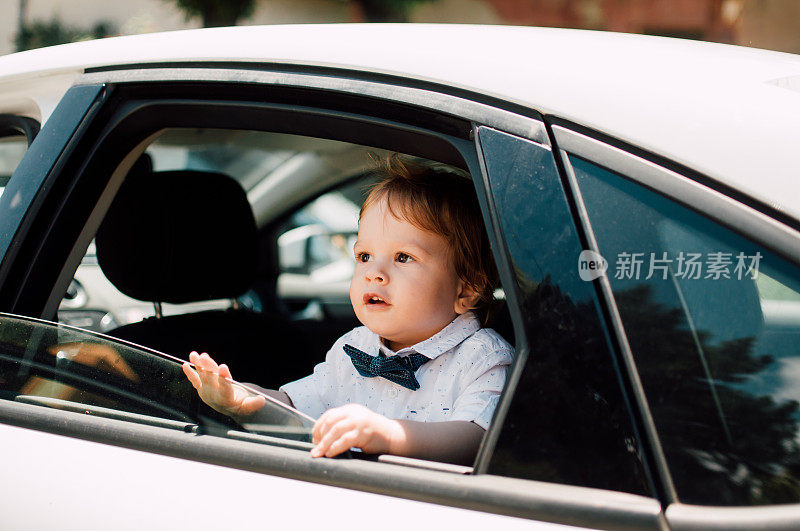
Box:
xmin=15 ymin=18 xmax=116 ymax=52
xmin=348 ymin=0 xmax=437 ymax=22
xmin=169 ymin=0 xmax=256 ymax=27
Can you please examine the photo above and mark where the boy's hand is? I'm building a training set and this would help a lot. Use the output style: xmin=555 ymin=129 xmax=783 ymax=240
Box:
xmin=311 ymin=404 xmax=402 ymax=458
xmin=182 ymin=351 xmax=266 ymax=417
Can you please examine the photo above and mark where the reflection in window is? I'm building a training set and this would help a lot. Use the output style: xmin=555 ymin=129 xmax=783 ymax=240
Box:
xmin=573 ymin=155 xmax=800 ymax=506
xmin=480 ymin=128 xmax=650 ymax=496
xmin=0 ymin=314 xmax=313 ymax=442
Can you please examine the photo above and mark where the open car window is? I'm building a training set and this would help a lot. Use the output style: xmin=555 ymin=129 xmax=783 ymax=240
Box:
xmin=57 ymin=129 xmax=386 ymax=333
xmin=0 ymin=313 xmax=314 ymax=443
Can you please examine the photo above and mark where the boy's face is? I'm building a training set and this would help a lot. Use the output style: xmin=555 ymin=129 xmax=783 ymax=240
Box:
xmin=350 ymin=198 xmax=477 ymax=351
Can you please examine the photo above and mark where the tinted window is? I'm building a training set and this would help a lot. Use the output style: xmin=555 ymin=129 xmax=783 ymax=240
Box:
xmin=480 ymin=128 xmax=650 ymax=495
xmin=573 ymin=155 xmax=800 ymax=505
xmin=0 ymin=314 xmax=313 ymax=441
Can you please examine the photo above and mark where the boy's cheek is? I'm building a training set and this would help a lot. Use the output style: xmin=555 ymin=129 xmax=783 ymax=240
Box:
xmin=348 ymin=279 xmax=361 ymax=307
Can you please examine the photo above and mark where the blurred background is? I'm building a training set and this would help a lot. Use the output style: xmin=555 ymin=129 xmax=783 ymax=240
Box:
xmin=3 ymin=0 xmax=799 ymax=56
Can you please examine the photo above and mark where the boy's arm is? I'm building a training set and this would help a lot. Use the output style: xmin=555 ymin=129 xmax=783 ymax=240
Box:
xmin=311 ymin=404 xmax=484 ymax=465
xmin=390 ymin=418 xmax=485 ymax=465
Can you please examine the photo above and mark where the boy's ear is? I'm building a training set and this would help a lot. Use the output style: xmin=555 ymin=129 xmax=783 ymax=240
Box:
xmin=454 ymin=281 xmax=481 ymax=314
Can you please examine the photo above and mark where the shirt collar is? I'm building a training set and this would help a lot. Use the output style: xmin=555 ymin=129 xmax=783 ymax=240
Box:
xmin=371 ymin=311 xmax=480 ymax=360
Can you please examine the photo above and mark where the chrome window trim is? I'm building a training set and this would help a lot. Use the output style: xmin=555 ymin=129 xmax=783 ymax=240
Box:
xmin=552 ymin=125 xmax=800 ymax=266
xmin=76 ymin=67 xmax=550 ymax=146
xmin=666 ymin=503 xmax=800 ymax=531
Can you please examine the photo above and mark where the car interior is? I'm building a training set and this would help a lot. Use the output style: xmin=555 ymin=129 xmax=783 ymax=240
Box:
xmin=93 ymin=145 xmax=321 ymax=390
xmin=62 ymin=129 xmax=413 ymax=388
xmin=41 ymin=123 xmax=513 ymax=457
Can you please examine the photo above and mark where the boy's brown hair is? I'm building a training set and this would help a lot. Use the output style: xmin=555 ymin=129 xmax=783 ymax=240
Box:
xmin=360 ymin=154 xmax=499 ymax=319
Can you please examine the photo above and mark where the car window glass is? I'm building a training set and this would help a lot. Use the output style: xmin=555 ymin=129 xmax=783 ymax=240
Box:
xmin=478 ymin=127 xmax=651 ymax=495
xmin=572 ymin=154 xmax=800 ymax=506
xmin=0 ymin=134 xmax=28 ymax=198
xmin=0 ymin=313 xmax=314 ymax=441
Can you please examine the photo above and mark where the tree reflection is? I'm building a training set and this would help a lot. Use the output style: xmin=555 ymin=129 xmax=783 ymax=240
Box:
xmin=489 ymin=275 xmax=651 ymax=496
xmin=491 ymin=275 xmax=800 ymax=505
xmin=615 ymin=284 xmax=800 ymax=505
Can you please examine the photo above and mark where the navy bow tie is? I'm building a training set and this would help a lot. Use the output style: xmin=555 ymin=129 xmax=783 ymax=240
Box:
xmin=343 ymin=344 xmax=430 ymax=391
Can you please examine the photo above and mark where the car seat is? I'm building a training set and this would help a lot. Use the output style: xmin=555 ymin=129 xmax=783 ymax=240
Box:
xmin=95 ymin=155 xmax=316 ymax=389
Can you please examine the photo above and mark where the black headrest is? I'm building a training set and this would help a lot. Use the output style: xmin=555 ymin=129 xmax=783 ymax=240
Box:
xmin=96 ymin=160 xmax=257 ymax=304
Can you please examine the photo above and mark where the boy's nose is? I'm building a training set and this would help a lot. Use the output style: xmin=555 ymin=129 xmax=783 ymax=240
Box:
xmin=365 ymin=266 xmax=387 ymax=284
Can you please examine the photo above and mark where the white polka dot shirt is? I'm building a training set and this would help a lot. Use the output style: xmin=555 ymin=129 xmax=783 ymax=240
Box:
xmin=280 ymin=312 xmax=514 ymax=429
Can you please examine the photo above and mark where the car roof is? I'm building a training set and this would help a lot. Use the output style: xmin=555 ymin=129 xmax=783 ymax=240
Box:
xmin=2 ymin=24 xmax=800 ymax=222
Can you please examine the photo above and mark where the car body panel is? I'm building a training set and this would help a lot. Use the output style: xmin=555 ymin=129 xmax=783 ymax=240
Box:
xmin=0 ymin=422 xmax=575 ymax=531
xmin=2 ymin=23 xmax=800 ymax=530
xmin=0 ymin=25 xmax=799 ymax=222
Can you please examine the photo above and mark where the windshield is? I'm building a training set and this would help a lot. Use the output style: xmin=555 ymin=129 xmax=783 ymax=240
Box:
xmin=0 ymin=313 xmax=314 ymax=442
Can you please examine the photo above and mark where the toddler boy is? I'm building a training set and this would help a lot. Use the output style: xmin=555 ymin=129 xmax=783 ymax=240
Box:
xmin=184 ymin=156 xmax=513 ymax=464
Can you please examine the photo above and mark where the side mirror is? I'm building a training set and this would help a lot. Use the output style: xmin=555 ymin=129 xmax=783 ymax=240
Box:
xmin=278 ymin=225 xmax=356 ymax=275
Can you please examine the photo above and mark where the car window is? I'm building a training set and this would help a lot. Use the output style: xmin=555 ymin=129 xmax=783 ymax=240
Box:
xmin=54 ymin=128 xmax=393 ymax=396
xmin=572 ymin=155 xmax=800 ymax=506
xmin=0 ymin=313 xmax=314 ymax=441
xmin=477 ymin=127 xmax=651 ymax=496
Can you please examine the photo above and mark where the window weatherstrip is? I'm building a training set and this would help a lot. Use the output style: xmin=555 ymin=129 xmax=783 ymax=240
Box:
xmin=552 ymin=126 xmax=800 ymax=266
xmin=76 ymin=67 xmax=550 ymax=147
xmin=555 ymin=145 xmax=678 ymax=506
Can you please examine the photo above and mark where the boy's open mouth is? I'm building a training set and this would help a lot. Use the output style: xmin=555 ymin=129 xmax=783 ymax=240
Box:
xmin=364 ymin=294 xmax=389 ymax=305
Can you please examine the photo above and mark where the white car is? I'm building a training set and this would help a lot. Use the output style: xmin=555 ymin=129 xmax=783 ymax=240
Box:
xmin=1 ymin=24 xmax=800 ymax=529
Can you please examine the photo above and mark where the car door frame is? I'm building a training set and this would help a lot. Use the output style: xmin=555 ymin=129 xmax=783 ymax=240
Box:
xmin=0 ymin=64 xmax=663 ymax=529
xmin=549 ymin=118 xmax=800 ymax=530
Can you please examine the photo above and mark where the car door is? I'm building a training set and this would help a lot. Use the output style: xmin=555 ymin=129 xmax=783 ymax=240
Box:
xmin=0 ymin=85 xmax=104 ymax=317
xmin=473 ymin=125 xmax=663 ymax=528
xmin=0 ymin=312 xmax=524 ymax=530
xmin=552 ymin=124 xmax=800 ymax=529
xmin=0 ymin=66 xmax=664 ymax=529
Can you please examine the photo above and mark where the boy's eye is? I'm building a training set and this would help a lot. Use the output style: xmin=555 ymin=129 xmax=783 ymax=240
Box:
xmin=396 ymin=253 xmax=413 ymax=263
xmin=356 ymin=252 xmax=371 ymax=262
